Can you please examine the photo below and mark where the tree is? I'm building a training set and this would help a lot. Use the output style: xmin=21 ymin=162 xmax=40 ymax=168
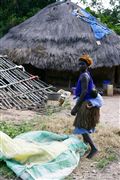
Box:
xmin=0 ymin=0 xmax=56 ymax=37
xmin=84 ymin=0 xmax=120 ymax=35
xmin=0 ymin=0 xmax=119 ymax=37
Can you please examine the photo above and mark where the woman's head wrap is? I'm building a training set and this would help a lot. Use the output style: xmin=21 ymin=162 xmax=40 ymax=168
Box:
xmin=79 ymin=54 xmax=93 ymax=66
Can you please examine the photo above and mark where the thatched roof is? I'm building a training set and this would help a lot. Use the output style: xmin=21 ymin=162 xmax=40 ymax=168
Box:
xmin=0 ymin=1 xmax=120 ymax=71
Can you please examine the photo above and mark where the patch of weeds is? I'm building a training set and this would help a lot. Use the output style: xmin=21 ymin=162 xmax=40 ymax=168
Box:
xmin=45 ymin=105 xmax=62 ymax=116
xmin=0 ymin=121 xmax=36 ymax=179
xmin=107 ymin=153 xmax=117 ymax=161
xmin=40 ymin=123 xmax=47 ymax=130
xmin=46 ymin=99 xmax=71 ymax=116
xmin=0 ymin=121 xmax=33 ymax=138
xmin=97 ymin=158 xmax=110 ymax=169
xmin=0 ymin=161 xmax=16 ymax=179
xmin=65 ymin=175 xmax=73 ymax=180
xmin=63 ymin=100 xmax=71 ymax=110
xmin=46 ymin=106 xmax=56 ymax=115
xmin=96 ymin=147 xmax=118 ymax=169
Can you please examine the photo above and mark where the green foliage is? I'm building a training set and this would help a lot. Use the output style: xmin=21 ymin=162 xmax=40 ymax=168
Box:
xmin=0 ymin=0 xmax=56 ymax=37
xmin=114 ymin=25 xmax=120 ymax=35
xmin=86 ymin=0 xmax=120 ymax=35
xmin=0 ymin=162 xmax=16 ymax=180
xmin=0 ymin=121 xmax=34 ymax=179
xmin=85 ymin=5 xmax=120 ymax=35
xmin=96 ymin=153 xmax=117 ymax=169
xmin=0 ymin=121 xmax=33 ymax=138
xmin=85 ymin=7 xmax=99 ymax=18
xmin=0 ymin=0 xmax=120 ymax=37
xmin=96 ymin=147 xmax=118 ymax=169
xmin=98 ymin=5 xmax=120 ymax=35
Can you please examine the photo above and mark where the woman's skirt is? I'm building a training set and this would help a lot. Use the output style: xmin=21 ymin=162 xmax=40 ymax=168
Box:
xmin=73 ymin=101 xmax=100 ymax=131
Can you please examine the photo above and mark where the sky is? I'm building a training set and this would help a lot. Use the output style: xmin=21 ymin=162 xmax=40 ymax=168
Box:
xmin=71 ymin=0 xmax=112 ymax=9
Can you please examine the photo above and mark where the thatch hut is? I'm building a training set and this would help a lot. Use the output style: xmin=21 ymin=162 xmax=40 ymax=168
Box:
xmin=0 ymin=0 xmax=120 ymax=88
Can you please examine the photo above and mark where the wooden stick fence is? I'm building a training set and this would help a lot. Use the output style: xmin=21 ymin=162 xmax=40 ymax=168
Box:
xmin=0 ymin=56 xmax=54 ymax=110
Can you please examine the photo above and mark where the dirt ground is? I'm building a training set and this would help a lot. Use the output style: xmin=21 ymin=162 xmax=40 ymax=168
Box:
xmin=0 ymin=95 xmax=120 ymax=180
xmin=0 ymin=95 xmax=119 ymax=126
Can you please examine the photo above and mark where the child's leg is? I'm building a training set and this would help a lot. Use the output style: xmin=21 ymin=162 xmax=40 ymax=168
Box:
xmin=82 ymin=133 xmax=98 ymax=158
xmin=82 ymin=135 xmax=88 ymax=144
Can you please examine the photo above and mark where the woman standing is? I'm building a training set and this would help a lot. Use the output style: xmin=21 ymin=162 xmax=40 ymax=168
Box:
xmin=71 ymin=54 xmax=103 ymax=159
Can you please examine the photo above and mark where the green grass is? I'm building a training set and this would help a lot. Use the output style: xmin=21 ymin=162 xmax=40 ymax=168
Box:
xmin=0 ymin=121 xmax=33 ymax=138
xmin=0 ymin=113 xmax=119 ymax=179
xmin=45 ymin=99 xmax=71 ymax=116
xmin=65 ymin=176 xmax=73 ymax=180
xmin=96 ymin=148 xmax=118 ymax=169
xmin=0 ymin=121 xmax=35 ymax=179
xmin=0 ymin=162 xmax=16 ymax=180
xmin=0 ymin=118 xmax=51 ymax=179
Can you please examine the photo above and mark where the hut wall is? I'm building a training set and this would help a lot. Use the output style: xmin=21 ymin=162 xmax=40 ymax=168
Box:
xmin=46 ymin=70 xmax=75 ymax=90
xmin=115 ymin=65 xmax=120 ymax=87
xmin=23 ymin=64 xmax=119 ymax=90
xmin=46 ymin=67 xmax=117 ymax=90
xmin=23 ymin=65 xmax=79 ymax=90
xmin=23 ymin=64 xmax=47 ymax=81
xmin=91 ymin=67 xmax=115 ymax=87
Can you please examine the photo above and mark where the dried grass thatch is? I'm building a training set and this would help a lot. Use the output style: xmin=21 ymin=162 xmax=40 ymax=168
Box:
xmin=0 ymin=1 xmax=120 ymax=71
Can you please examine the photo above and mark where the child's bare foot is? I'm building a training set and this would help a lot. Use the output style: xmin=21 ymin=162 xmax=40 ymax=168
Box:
xmin=86 ymin=148 xmax=98 ymax=159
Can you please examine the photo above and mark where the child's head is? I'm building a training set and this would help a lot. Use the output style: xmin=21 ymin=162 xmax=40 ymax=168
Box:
xmin=79 ymin=54 xmax=93 ymax=67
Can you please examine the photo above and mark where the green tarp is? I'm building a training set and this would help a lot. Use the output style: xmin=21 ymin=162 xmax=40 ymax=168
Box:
xmin=0 ymin=131 xmax=87 ymax=179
